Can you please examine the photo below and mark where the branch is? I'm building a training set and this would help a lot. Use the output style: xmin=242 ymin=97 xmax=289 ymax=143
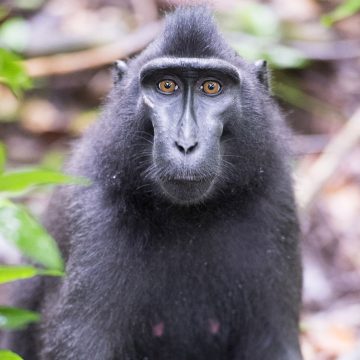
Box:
xmin=296 ymin=107 xmax=360 ymax=211
xmin=24 ymin=21 xmax=163 ymax=78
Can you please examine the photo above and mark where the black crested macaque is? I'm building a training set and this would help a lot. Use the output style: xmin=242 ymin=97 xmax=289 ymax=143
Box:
xmin=6 ymin=6 xmax=303 ymax=360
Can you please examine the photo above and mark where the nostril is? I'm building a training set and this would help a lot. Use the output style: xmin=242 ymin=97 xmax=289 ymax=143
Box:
xmin=187 ymin=142 xmax=198 ymax=154
xmin=175 ymin=141 xmax=198 ymax=155
xmin=175 ymin=141 xmax=186 ymax=154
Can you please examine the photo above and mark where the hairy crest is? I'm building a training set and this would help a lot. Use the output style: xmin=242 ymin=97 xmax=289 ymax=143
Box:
xmin=156 ymin=6 xmax=237 ymax=59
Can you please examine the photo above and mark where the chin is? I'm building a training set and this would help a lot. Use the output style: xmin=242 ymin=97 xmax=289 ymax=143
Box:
xmin=159 ymin=177 xmax=215 ymax=205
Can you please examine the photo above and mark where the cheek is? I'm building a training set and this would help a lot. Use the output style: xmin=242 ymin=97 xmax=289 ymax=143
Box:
xmin=213 ymin=122 xmax=224 ymax=138
xmin=150 ymin=104 xmax=177 ymax=131
xmin=195 ymin=103 xmax=227 ymax=135
xmin=198 ymin=119 xmax=223 ymax=145
xmin=152 ymin=131 xmax=173 ymax=166
xmin=150 ymin=111 xmax=178 ymax=154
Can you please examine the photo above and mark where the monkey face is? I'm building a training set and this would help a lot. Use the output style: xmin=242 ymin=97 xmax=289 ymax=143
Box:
xmin=139 ymin=58 xmax=241 ymax=204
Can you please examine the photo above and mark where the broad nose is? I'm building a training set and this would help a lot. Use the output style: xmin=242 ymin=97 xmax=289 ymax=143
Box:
xmin=175 ymin=140 xmax=198 ymax=155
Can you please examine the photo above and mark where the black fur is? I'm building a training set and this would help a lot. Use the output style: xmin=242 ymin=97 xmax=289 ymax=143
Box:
xmin=4 ymin=7 xmax=302 ymax=360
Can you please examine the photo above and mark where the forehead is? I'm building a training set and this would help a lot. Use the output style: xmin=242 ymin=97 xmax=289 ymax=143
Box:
xmin=140 ymin=57 xmax=240 ymax=81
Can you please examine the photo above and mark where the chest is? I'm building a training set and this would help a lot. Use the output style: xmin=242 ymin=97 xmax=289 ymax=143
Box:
xmin=116 ymin=250 xmax=244 ymax=359
xmin=114 ymin=232 xmax=262 ymax=354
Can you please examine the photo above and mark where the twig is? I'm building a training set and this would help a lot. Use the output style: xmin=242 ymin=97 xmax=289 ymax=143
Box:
xmin=296 ymin=107 xmax=360 ymax=211
xmin=24 ymin=21 xmax=163 ymax=78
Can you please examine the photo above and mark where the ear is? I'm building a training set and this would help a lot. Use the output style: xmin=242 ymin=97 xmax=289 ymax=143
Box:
xmin=254 ymin=60 xmax=270 ymax=90
xmin=112 ymin=60 xmax=128 ymax=84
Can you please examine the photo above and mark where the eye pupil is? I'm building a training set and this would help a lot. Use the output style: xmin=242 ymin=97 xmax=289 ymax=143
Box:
xmin=202 ymin=80 xmax=221 ymax=95
xmin=158 ymin=80 xmax=177 ymax=93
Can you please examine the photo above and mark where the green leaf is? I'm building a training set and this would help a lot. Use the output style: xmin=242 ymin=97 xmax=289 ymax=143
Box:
xmin=0 ymin=350 xmax=23 ymax=360
xmin=0 ymin=200 xmax=64 ymax=271
xmin=0 ymin=306 xmax=40 ymax=330
xmin=322 ymin=0 xmax=360 ymax=26
xmin=0 ymin=168 xmax=87 ymax=194
xmin=0 ymin=265 xmax=63 ymax=284
xmin=0 ymin=48 xmax=31 ymax=96
xmin=0 ymin=265 xmax=37 ymax=284
xmin=0 ymin=142 xmax=6 ymax=173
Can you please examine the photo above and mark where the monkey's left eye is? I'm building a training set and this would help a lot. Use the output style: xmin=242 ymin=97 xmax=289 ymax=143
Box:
xmin=201 ymin=80 xmax=222 ymax=95
xmin=158 ymin=80 xmax=178 ymax=94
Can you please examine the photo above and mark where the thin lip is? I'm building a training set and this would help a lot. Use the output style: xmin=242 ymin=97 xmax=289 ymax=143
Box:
xmin=165 ymin=177 xmax=213 ymax=183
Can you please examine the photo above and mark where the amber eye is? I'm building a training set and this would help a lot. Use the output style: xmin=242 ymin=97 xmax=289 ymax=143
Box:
xmin=201 ymin=80 xmax=222 ymax=95
xmin=158 ymin=80 xmax=178 ymax=94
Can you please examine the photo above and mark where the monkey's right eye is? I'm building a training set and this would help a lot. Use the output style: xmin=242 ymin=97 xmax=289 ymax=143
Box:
xmin=158 ymin=80 xmax=178 ymax=94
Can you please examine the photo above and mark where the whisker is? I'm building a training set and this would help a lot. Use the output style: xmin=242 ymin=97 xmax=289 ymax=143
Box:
xmin=222 ymin=154 xmax=245 ymax=159
xmin=221 ymin=137 xmax=237 ymax=145
xmin=132 ymin=135 xmax=154 ymax=146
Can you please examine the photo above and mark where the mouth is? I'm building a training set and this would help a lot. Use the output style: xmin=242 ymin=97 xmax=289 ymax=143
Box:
xmin=170 ymin=177 xmax=208 ymax=183
xmin=159 ymin=176 xmax=215 ymax=204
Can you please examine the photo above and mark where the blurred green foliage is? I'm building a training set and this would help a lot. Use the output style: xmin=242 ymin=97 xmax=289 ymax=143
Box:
xmin=0 ymin=139 xmax=90 ymax=356
xmin=220 ymin=3 xmax=279 ymax=38
xmin=0 ymin=14 xmax=62 ymax=358
xmin=0 ymin=350 xmax=23 ymax=360
xmin=0 ymin=143 xmax=70 ymax=351
xmin=0 ymin=306 xmax=40 ymax=330
xmin=14 ymin=0 xmax=45 ymax=11
xmin=217 ymin=3 xmax=309 ymax=69
xmin=0 ymin=265 xmax=63 ymax=285
xmin=0 ymin=143 xmax=83 ymax=271
xmin=0 ymin=35 xmax=88 ymax=353
xmin=322 ymin=0 xmax=360 ymax=26
xmin=0 ymin=17 xmax=29 ymax=53
xmin=0 ymin=169 xmax=84 ymax=195
xmin=0 ymin=199 xmax=64 ymax=271
xmin=0 ymin=142 xmax=86 ymax=357
xmin=0 ymin=48 xmax=31 ymax=96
